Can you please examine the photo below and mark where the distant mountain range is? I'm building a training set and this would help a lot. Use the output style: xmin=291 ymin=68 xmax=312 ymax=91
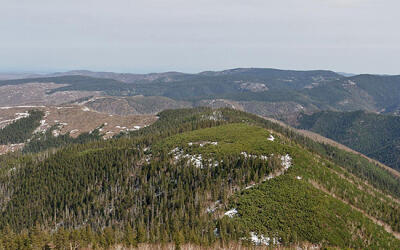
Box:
xmin=1 ymin=68 xmax=400 ymax=117
xmin=2 ymin=67 xmax=400 ymax=171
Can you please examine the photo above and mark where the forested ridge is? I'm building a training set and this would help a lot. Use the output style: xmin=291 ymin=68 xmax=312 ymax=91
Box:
xmin=0 ymin=108 xmax=400 ymax=249
xmin=298 ymin=110 xmax=400 ymax=171
xmin=0 ymin=110 xmax=43 ymax=144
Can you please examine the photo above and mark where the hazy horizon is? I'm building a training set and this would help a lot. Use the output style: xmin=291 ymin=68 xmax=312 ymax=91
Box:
xmin=2 ymin=0 xmax=400 ymax=75
xmin=0 ymin=67 xmax=363 ymax=77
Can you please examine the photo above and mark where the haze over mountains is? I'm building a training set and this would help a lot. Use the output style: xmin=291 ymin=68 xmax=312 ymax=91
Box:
xmin=1 ymin=68 xmax=400 ymax=119
xmin=2 ymin=68 xmax=400 ymax=248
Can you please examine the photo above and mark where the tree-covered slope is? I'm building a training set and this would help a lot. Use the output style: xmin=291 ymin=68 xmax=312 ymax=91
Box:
xmin=298 ymin=110 xmax=400 ymax=171
xmin=0 ymin=110 xmax=43 ymax=144
xmin=0 ymin=108 xmax=400 ymax=249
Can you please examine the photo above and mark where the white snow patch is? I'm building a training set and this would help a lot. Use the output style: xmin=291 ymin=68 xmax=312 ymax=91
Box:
xmin=241 ymin=152 xmax=268 ymax=161
xmin=186 ymin=154 xmax=203 ymax=168
xmin=188 ymin=141 xmax=218 ymax=147
xmin=347 ymin=80 xmax=356 ymax=85
xmin=0 ymin=105 xmax=45 ymax=109
xmin=245 ymin=184 xmax=256 ymax=190
xmin=170 ymin=147 xmax=219 ymax=168
xmin=296 ymin=176 xmax=302 ymax=180
xmin=81 ymin=107 xmax=90 ymax=112
xmin=267 ymin=134 xmax=275 ymax=141
xmin=170 ymin=147 xmax=180 ymax=154
xmin=281 ymin=154 xmax=292 ymax=170
xmin=249 ymin=232 xmax=280 ymax=246
xmin=52 ymin=130 xmax=60 ymax=137
xmin=0 ymin=112 xmax=31 ymax=125
xmin=56 ymin=106 xmax=73 ymax=110
xmin=224 ymin=208 xmax=238 ymax=218
xmin=257 ymin=154 xmax=292 ymax=183
xmin=203 ymin=111 xmax=223 ymax=121
xmin=34 ymin=119 xmax=49 ymax=134
xmin=15 ymin=112 xmax=30 ymax=119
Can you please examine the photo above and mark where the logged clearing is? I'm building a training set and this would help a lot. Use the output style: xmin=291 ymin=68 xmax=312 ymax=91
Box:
xmin=0 ymin=105 xmax=157 ymax=154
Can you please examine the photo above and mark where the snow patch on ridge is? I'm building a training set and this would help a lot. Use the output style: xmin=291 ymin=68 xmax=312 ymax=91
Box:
xmin=170 ymin=147 xmax=219 ymax=168
xmin=240 ymin=152 xmax=268 ymax=161
xmin=188 ymin=141 xmax=218 ymax=147
xmin=0 ymin=112 xmax=30 ymax=126
xmin=249 ymin=232 xmax=280 ymax=246
xmin=224 ymin=208 xmax=238 ymax=218
xmin=280 ymin=154 xmax=292 ymax=170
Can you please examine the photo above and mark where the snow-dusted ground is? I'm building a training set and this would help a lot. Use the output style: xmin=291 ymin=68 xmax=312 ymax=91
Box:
xmin=224 ymin=208 xmax=238 ymax=218
xmin=34 ymin=119 xmax=49 ymax=134
xmin=0 ymin=111 xmax=30 ymax=126
xmin=240 ymin=152 xmax=268 ymax=161
xmin=245 ymin=184 xmax=256 ymax=190
xmin=170 ymin=147 xmax=220 ymax=168
xmin=280 ymin=154 xmax=292 ymax=170
xmin=245 ymin=153 xmax=292 ymax=189
xmin=188 ymin=141 xmax=218 ymax=147
xmin=202 ymin=111 xmax=223 ymax=121
xmin=52 ymin=130 xmax=60 ymax=137
xmin=0 ymin=105 xmax=45 ymax=109
xmin=249 ymin=232 xmax=280 ymax=246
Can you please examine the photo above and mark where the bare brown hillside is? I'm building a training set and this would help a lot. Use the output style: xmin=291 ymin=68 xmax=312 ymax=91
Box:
xmin=0 ymin=105 xmax=157 ymax=154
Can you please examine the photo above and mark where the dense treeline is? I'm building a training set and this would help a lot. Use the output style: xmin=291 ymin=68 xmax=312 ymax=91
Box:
xmin=1 ymin=129 xmax=278 ymax=247
xmin=0 ymin=110 xmax=43 ymax=144
xmin=1 ymin=107 xmax=400 ymax=249
xmin=298 ymin=110 xmax=400 ymax=171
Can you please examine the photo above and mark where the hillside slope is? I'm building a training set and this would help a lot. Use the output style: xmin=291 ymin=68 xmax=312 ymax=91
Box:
xmin=298 ymin=110 xmax=400 ymax=171
xmin=1 ymin=108 xmax=400 ymax=249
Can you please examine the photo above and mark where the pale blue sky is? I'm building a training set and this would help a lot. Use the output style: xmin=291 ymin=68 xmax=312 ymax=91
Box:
xmin=1 ymin=0 xmax=399 ymax=74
